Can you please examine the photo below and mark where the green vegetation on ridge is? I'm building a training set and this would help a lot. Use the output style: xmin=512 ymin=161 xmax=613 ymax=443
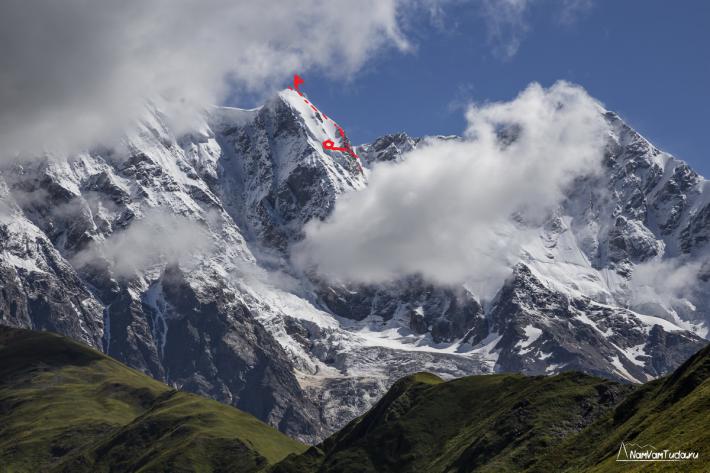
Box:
xmin=535 ymin=342 xmax=710 ymax=472
xmin=273 ymin=371 xmax=634 ymax=472
xmin=0 ymin=326 xmax=305 ymax=472
xmin=0 ymin=325 xmax=707 ymax=472
xmin=274 ymin=346 xmax=710 ymax=473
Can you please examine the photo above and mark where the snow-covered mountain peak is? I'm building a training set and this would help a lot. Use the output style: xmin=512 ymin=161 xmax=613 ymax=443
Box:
xmin=0 ymin=94 xmax=707 ymax=443
xmin=357 ymin=132 xmax=419 ymax=167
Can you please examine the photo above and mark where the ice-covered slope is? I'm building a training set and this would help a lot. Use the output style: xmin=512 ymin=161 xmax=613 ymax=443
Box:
xmin=0 ymin=90 xmax=707 ymax=442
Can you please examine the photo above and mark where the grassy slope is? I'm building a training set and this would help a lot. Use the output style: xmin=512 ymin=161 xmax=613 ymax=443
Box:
xmin=0 ymin=326 xmax=305 ymax=473
xmin=534 ymin=343 xmax=710 ymax=473
xmin=273 ymin=371 xmax=633 ymax=473
xmin=274 ymin=345 xmax=710 ymax=473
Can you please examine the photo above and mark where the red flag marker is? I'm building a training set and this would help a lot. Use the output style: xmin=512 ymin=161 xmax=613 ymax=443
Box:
xmin=293 ymin=74 xmax=304 ymax=91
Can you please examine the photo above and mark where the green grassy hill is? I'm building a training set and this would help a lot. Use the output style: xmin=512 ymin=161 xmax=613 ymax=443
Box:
xmin=533 ymin=342 xmax=710 ymax=473
xmin=272 ymin=371 xmax=633 ymax=472
xmin=0 ymin=326 xmax=306 ymax=473
xmin=273 ymin=346 xmax=709 ymax=473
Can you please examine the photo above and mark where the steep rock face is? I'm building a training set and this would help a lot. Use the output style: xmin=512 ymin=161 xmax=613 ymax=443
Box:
xmin=144 ymin=265 xmax=323 ymax=440
xmin=566 ymin=112 xmax=710 ymax=273
xmin=0 ymin=183 xmax=103 ymax=348
xmin=0 ymin=103 xmax=323 ymax=442
xmin=209 ymin=92 xmax=364 ymax=252
xmin=488 ymin=264 xmax=702 ymax=382
xmin=317 ymin=278 xmax=485 ymax=343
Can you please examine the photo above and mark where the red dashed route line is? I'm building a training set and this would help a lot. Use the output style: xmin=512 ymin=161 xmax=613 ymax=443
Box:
xmin=288 ymin=74 xmax=364 ymax=174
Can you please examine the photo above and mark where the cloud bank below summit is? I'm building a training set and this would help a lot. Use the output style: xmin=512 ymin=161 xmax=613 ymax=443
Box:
xmin=293 ymin=81 xmax=609 ymax=295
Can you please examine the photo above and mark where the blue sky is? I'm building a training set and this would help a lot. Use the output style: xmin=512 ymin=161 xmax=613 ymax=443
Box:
xmin=264 ymin=1 xmax=709 ymax=175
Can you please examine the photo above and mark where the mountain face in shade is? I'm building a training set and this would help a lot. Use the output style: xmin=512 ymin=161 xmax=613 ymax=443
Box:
xmin=0 ymin=89 xmax=707 ymax=441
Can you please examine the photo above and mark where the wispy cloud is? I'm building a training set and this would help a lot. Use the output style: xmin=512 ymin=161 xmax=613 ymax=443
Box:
xmin=630 ymin=253 xmax=710 ymax=329
xmin=559 ymin=0 xmax=595 ymax=26
xmin=72 ymin=209 xmax=212 ymax=277
xmin=478 ymin=0 xmax=594 ymax=59
xmin=480 ymin=0 xmax=532 ymax=60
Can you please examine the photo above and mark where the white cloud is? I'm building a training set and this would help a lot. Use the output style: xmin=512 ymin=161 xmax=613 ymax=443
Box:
xmin=293 ymin=81 xmax=609 ymax=296
xmin=559 ymin=0 xmax=595 ymax=26
xmin=478 ymin=0 xmax=594 ymax=59
xmin=480 ymin=0 xmax=531 ymax=59
xmin=631 ymin=258 xmax=702 ymax=304
xmin=0 ymin=0 xmax=410 ymax=158
xmin=72 ymin=209 xmax=212 ymax=277
xmin=630 ymin=254 xmax=710 ymax=325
